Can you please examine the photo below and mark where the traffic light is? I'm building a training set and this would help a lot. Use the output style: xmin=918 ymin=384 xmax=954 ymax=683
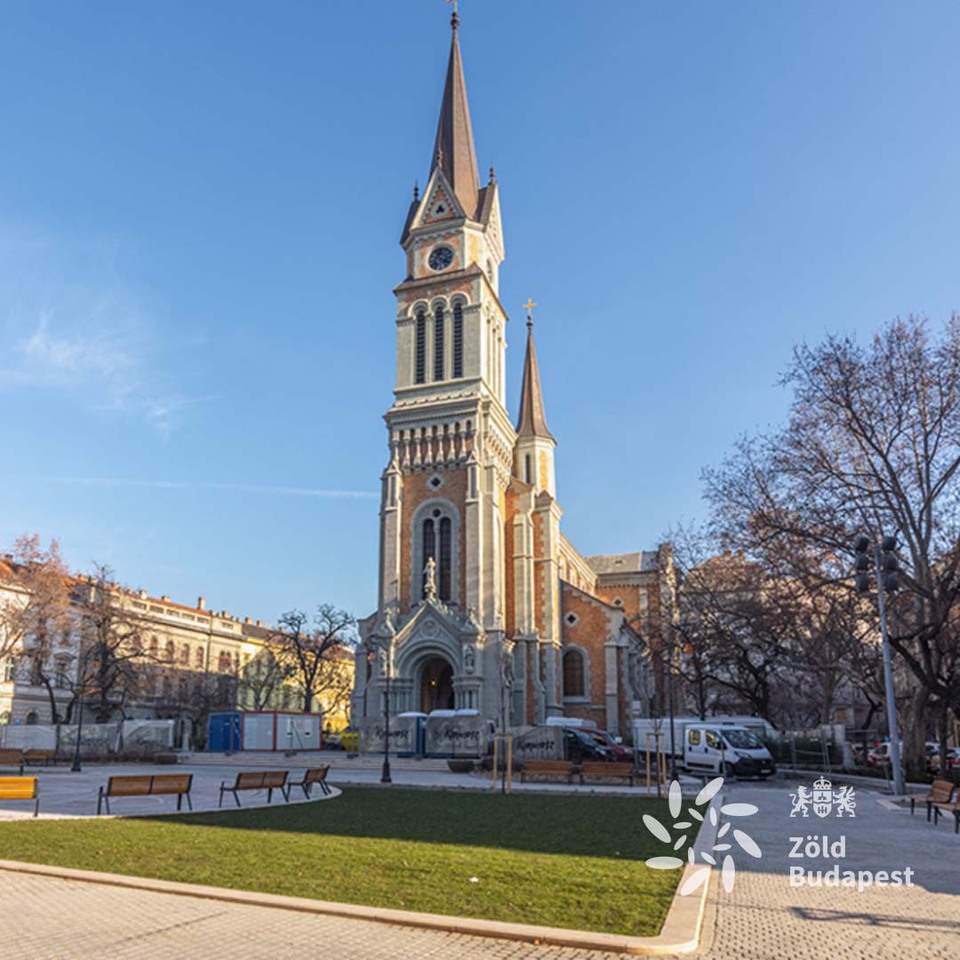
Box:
xmin=854 ymin=536 xmax=872 ymax=594
xmin=853 ymin=534 xmax=900 ymax=593
xmin=881 ymin=536 xmax=900 ymax=593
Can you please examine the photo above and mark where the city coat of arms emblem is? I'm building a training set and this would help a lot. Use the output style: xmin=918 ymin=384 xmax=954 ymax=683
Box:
xmin=812 ymin=776 xmax=834 ymax=817
xmin=789 ymin=777 xmax=856 ymax=818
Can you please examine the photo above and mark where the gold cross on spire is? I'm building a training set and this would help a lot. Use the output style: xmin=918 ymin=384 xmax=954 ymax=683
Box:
xmin=523 ymin=298 xmax=537 ymax=329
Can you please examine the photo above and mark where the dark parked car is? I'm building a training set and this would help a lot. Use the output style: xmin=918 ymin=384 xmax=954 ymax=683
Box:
xmin=563 ymin=728 xmax=615 ymax=762
xmin=587 ymin=729 xmax=634 ymax=762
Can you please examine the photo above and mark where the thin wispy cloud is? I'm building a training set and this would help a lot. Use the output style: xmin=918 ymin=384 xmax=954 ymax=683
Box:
xmin=0 ymin=225 xmax=212 ymax=436
xmin=42 ymin=476 xmax=377 ymax=499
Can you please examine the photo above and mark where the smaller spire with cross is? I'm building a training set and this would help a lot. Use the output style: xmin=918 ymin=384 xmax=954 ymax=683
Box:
xmin=445 ymin=0 xmax=460 ymax=30
xmin=523 ymin=298 xmax=538 ymax=330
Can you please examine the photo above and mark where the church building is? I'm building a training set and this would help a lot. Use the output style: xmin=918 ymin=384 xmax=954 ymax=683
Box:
xmin=352 ymin=10 xmax=675 ymax=738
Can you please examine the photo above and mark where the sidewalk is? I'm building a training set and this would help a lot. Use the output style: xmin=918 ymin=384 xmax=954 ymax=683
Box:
xmin=0 ymin=752 xmax=675 ymax=819
xmin=1 ymin=766 xmax=958 ymax=958
xmin=686 ymin=779 xmax=960 ymax=960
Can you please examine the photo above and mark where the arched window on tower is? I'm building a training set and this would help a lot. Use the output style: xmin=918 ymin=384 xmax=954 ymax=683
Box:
xmin=415 ymin=310 xmax=426 ymax=384
xmin=452 ymin=302 xmax=464 ymax=378
xmin=434 ymin=305 xmax=445 ymax=381
xmin=439 ymin=517 xmax=452 ymax=599
xmin=562 ymin=649 xmax=585 ymax=699
xmin=421 ymin=509 xmax=453 ymax=602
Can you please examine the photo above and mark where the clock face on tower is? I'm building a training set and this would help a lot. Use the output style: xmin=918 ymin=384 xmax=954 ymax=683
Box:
xmin=428 ymin=246 xmax=454 ymax=271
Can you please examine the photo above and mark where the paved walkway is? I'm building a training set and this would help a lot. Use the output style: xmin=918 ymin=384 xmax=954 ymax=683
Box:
xmin=678 ymin=780 xmax=959 ymax=960
xmin=1 ymin=762 xmax=958 ymax=958
xmin=0 ymin=752 xmax=670 ymax=819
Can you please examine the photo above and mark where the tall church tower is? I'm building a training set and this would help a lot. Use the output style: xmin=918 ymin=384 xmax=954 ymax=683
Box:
xmin=353 ymin=8 xmax=659 ymax=741
xmin=371 ymin=8 xmax=514 ymax=719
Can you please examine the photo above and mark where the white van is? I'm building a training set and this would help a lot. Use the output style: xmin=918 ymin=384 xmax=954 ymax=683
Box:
xmin=683 ymin=724 xmax=776 ymax=779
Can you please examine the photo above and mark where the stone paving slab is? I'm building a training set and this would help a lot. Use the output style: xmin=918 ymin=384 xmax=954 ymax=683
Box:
xmin=0 ymin=869 xmax=620 ymax=960
xmin=659 ymin=779 xmax=960 ymax=960
xmin=0 ymin=755 xmax=688 ymax=819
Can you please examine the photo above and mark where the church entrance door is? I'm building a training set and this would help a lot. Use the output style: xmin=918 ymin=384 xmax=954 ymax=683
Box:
xmin=419 ymin=657 xmax=454 ymax=713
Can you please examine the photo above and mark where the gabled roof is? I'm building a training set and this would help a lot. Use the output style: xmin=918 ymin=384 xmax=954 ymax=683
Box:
xmin=586 ymin=552 xmax=662 ymax=575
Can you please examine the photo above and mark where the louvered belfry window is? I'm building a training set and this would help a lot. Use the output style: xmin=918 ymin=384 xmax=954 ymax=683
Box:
xmin=434 ymin=306 xmax=445 ymax=381
xmin=415 ymin=310 xmax=427 ymax=384
xmin=453 ymin=303 xmax=463 ymax=378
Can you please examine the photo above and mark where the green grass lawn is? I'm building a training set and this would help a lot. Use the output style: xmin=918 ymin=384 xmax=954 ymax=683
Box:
xmin=0 ymin=788 xmax=695 ymax=936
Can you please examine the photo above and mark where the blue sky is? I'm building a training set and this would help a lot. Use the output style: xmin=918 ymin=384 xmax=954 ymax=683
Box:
xmin=2 ymin=1 xmax=959 ymax=626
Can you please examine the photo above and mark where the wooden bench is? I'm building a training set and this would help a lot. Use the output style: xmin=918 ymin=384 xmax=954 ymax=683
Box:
xmin=911 ymin=779 xmax=955 ymax=821
xmin=579 ymin=761 xmax=637 ymax=786
xmin=933 ymin=786 xmax=960 ymax=834
xmin=0 ymin=749 xmax=24 ymax=775
xmin=97 ymin=773 xmax=194 ymax=815
xmin=519 ymin=760 xmax=576 ymax=784
xmin=219 ymin=770 xmax=290 ymax=807
xmin=0 ymin=776 xmax=39 ymax=817
xmin=23 ymin=749 xmax=57 ymax=768
xmin=287 ymin=766 xmax=331 ymax=799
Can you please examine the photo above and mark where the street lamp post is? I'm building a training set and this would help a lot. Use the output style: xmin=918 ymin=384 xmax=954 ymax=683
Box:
xmin=70 ymin=693 xmax=85 ymax=773
xmin=381 ymin=651 xmax=392 ymax=785
xmin=368 ymin=639 xmax=392 ymax=784
xmin=667 ymin=629 xmax=678 ymax=782
xmin=854 ymin=535 xmax=905 ymax=796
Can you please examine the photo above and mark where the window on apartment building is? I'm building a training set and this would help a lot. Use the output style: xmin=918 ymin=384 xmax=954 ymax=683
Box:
xmin=562 ymin=649 xmax=585 ymax=698
xmin=195 ymin=648 xmax=205 ymax=670
xmin=54 ymin=657 xmax=70 ymax=689
xmin=180 ymin=645 xmax=190 ymax=666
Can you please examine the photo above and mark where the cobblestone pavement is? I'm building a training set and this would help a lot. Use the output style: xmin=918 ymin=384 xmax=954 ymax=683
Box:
xmin=2 ymin=772 xmax=959 ymax=959
xmin=0 ymin=870 xmax=616 ymax=960
xmin=0 ymin=754 xmax=671 ymax=820
xmin=674 ymin=779 xmax=960 ymax=960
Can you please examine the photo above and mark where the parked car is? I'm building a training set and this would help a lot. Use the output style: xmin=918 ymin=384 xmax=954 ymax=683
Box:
xmin=587 ymin=729 xmax=634 ymax=762
xmin=867 ymin=742 xmax=902 ymax=767
xmin=929 ymin=746 xmax=960 ymax=771
xmin=563 ymin=728 xmax=615 ymax=762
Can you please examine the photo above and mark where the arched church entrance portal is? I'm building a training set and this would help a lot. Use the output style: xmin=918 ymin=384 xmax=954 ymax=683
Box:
xmin=419 ymin=657 xmax=454 ymax=713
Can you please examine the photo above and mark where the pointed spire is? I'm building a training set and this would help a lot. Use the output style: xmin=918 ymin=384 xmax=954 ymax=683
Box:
xmin=516 ymin=300 xmax=554 ymax=441
xmin=431 ymin=8 xmax=480 ymax=217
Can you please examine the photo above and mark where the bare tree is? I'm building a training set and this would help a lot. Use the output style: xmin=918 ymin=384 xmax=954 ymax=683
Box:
xmin=704 ymin=315 xmax=960 ymax=774
xmin=267 ymin=605 xmax=356 ymax=714
xmin=671 ymin=531 xmax=788 ymax=722
xmin=0 ymin=535 xmax=74 ymax=724
xmin=73 ymin=566 xmax=147 ymax=723
xmin=239 ymin=648 xmax=291 ymax=711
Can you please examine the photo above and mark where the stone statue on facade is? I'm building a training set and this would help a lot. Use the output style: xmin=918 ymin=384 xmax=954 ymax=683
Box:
xmin=423 ymin=556 xmax=437 ymax=600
